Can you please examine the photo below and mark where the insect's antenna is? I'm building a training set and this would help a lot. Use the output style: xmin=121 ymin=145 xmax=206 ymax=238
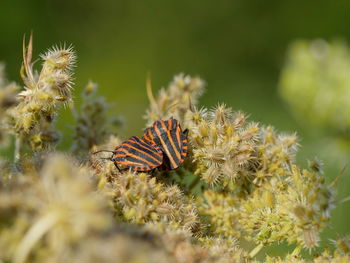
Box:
xmin=92 ymin=150 xmax=114 ymax=162
xmin=93 ymin=150 xmax=114 ymax=154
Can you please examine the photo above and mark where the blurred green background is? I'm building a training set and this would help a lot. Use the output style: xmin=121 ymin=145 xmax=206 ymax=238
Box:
xmin=1 ymin=0 xmax=350 ymax=256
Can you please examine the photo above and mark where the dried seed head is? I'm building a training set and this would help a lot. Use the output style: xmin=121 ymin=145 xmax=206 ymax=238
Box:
xmin=8 ymin=38 xmax=76 ymax=152
xmin=144 ymin=73 xmax=205 ymax=126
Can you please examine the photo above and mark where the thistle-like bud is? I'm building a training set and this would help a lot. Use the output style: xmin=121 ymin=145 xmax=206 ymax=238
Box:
xmin=187 ymin=105 xmax=259 ymax=186
xmin=110 ymin=171 xmax=200 ymax=234
xmin=7 ymin=36 xmax=76 ymax=152
xmin=198 ymin=190 xmax=241 ymax=238
xmin=144 ymin=73 xmax=205 ymax=126
xmin=239 ymin=166 xmax=335 ymax=249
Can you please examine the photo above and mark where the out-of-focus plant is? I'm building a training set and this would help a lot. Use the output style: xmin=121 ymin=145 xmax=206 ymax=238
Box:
xmin=0 ymin=37 xmax=349 ymax=263
xmin=279 ymin=39 xmax=350 ymax=137
xmin=11 ymin=154 xmax=111 ymax=263
xmin=71 ymin=81 xmax=123 ymax=154
xmin=0 ymin=63 xmax=20 ymax=149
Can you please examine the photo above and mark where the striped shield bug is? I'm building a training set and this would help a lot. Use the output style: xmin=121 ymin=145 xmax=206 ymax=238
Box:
xmin=94 ymin=136 xmax=163 ymax=172
xmin=143 ymin=117 xmax=189 ymax=170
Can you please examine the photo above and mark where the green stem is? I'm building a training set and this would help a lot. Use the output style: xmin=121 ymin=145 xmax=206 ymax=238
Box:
xmin=337 ymin=196 xmax=350 ymax=204
xmin=14 ymin=136 xmax=21 ymax=170
xmin=188 ymin=175 xmax=201 ymax=193
xmin=249 ymin=243 xmax=264 ymax=259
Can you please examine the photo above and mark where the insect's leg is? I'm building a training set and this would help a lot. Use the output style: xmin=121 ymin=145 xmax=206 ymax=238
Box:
xmin=183 ymin=129 xmax=189 ymax=136
xmin=116 ymin=165 xmax=130 ymax=173
xmin=149 ymin=168 xmax=154 ymax=175
xmin=114 ymin=163 xmax=122 ymax=173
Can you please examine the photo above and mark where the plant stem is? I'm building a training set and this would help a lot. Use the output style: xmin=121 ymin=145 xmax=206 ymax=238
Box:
xmin=14 ymin=136 xmax=21 ymax=165
xmin=291 ymin=244 xmax=302 ymax=256
xmin=188 ymin=175 xmax=201 ymax=193
xmin=337 ymin=196 xmax=350 ymax=204
xmin=13 ymin=212 xmax=60 ymax=263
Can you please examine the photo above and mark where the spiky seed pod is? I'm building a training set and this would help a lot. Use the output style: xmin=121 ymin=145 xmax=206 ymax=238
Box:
xmin=144 ymin=73 xmax=205 ymax=126
xmin=238 ymin=166 xmax=335 ymax=249
xmin=7 ymin=37 xmax=76 ymax=151
xmin=332 ymin=236 xmax=350 ymax=256
xmin=187 ymin=105 xmax=259 ymax=186
xmin=253 ymin=126 xmax=299 ymax=186
xmin=110 ymin=171 xmax=200 ymax=233
xmin=198 ymin=190 xmax=241 ymax=239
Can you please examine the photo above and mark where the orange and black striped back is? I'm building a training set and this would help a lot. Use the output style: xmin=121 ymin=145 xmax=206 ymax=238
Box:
xmin=112 ymin=136 xmax=163 ymax=172
xmin=143 ymin=118 xmax=188 ymax=170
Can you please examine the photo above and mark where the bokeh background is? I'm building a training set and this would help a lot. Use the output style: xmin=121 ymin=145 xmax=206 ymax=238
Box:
xmin=1 ymin=0 xmax=350 ymax=257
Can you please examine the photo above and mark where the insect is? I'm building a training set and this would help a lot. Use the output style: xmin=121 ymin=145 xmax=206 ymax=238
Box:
xmin=143 ymin=117 xmax=188 ymax=170
xmin=94 ymin=136 xmax=163 ymax=172
xmin=94 ymin=117 xmax=188 ymax=173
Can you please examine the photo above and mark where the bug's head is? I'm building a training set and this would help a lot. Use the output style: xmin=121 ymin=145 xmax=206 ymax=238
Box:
xmin=92 ymin=150 xmax=115 ymax=161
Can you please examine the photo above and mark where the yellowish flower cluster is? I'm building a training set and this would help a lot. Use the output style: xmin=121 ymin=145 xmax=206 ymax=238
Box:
xmin=98 ymin=168 xmax=200 ymax=233
xmin=146 ymin=72 xmax=340 ymax=258
xmin=145 ymin=73 xmax=205 ymax=126
xmin=239 ymin=165 xmax=334 ymax=249
xmin=198 ymin=190 xmax=241 ymax=238
xmin=7 ymin=36 xmax=76 ymax=151
xmin=0 ymin=154 xmax=112 ymax=263
xmin=0 ymin=38 xmax=349 ymax=263
xmin=186 ymin=106 xmax=259 ymax=186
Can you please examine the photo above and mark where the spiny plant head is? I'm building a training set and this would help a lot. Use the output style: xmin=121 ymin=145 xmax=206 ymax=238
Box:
xmin=198 ymin=189 xmax=241 ymax=238
xmin=144 ymin=73 xmax=205 ymax=126
xmin=6 ymin=36 xmax=76 ymax=152
xmin=238 ymin=166 xmax=335 ymax=249
xmin=186 ymin=105 xmax=259 ymax=187
xmin=104 ymin=170 xmax=200 ymax=233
